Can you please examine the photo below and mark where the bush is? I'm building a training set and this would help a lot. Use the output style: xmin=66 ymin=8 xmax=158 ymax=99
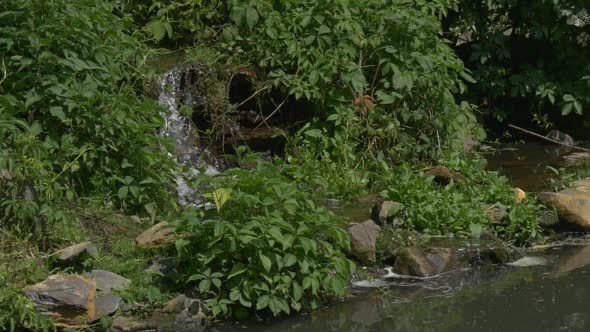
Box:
xmin=173 ymin=162 xmax=355 ymax=317
xmin=0 ymin=0 xmax=177 ymax=226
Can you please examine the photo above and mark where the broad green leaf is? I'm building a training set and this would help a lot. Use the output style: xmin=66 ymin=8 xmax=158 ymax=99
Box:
xmin=259 ymin=253 xmax=272 ymax=272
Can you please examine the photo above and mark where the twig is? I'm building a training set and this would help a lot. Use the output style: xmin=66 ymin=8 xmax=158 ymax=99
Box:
xmin=508 ymin=124 xmax=590 ymax=152
xmin=253 ymin=98 xmax=287 ymax=130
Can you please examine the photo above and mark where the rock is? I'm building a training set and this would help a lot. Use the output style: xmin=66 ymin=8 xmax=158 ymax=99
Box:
xmin=422 ymin=166 xmax=466 ymax=185
xmin=538 ymin=189 xmax=590 ymax=230
xmin=547 ymin=130 xmax=575 ymax=146
xmin=135 ymin=221 xmax=177 ymax=248
xmin=537 ymin=209 xmax=559 ymax=227
xmin=130 ymin=215 xmax=142 ymax=224
xmin=555 ymin=245 xmax=590 ymax=275
xmin=573 ymin=179 xmax=590 ymax=193
xmin=88 ymin=270 xmax=130 ymax=294
xmin=371 ymin=201 xmax=404 ymax=225
xmin=485 ymin=203 xmax=508 ymax=224
xmin=563 ymin=152 xmax=590 ymax=167
xmin=145 ymin=257 xmax=176 ymax=276
xmin=110 ymin=316 xmax=154 ymax=332
xmin=507 ymin=256 xmax=547 ymax=267
xmin=347 ymin=220 xmax=381 ymax=263
xmin=166 ymin=295 xmax=209 ymax=331
xmin=56 ymin=241 xmax=98 ymax=264
xmin=95 ymin=293 xmax=122 ymax=318
xmin=24 ymin=274 xmax=97 ymax=327
xmin=393 ymin=247 xmax=455 ymax=277
xmin=514 ymin=188 xmax=527 ymax=203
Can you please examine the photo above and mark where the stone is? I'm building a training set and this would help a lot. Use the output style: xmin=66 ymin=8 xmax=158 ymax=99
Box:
xmin=56 ymin=241 xmax=98 ymax=263
xmin=110 ymin=316 xmax=154 ymax=332
xmin=393 ymin=247 xmax=455 ymax=277
xmin=371 ymin=201 xmax=404 ymax=225
xmin=514 ymin=188 xmax=527 ymax=203
xmin=537 ymin=189 xmax=590 ymax=230
xmin=95 ymin=293 xmax=122 ymax=318
xmin=563 ymin=152 xmax=590 ymax=167
xmin=485 ymin=203 xmax=508 ymax=224
xmin=537 ymin=209 xmax=559 ymax=227
xmin=573 ymin=179 xmax=590 ymax=193
xmin=130 ymin=215 xmax=142 ymax=224
xmin=422 ymin=166 xmax=466 ymax=185
xmin=165 ymin=295 xmax=209 ymax=331
xmin=135 ymin=221 xmax=177 ymax=248
xmin=547 ymin=130 xmax=575 ymax=146
xmin=347 ymin=220 xmax=381 ymax=263
xmin=24 ymin=274 xmax=96 ymax=327
xmin=88 ymin=270 xmax=130 ymax=294
xmin=145 ymin=257 xmax=176 ymax=276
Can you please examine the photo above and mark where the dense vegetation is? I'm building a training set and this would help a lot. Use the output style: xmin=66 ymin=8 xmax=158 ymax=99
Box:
xmin=0 ymin=0 xmax=588 ymax=330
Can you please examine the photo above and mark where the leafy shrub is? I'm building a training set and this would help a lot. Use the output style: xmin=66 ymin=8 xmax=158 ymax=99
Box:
xmin=0 ymin=0 xmax=177 ymax=225
xmin=378 ymin=157 xmax=541 ymax=245
xmin=0 ymin=281 xmax=55 ymax=332
xmin=173 ymin=162 xmax=355 ymax=317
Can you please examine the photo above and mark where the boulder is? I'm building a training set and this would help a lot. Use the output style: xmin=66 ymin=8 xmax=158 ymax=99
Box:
xmin=422 ymin=166 xmax=465 ymax=185
xmin=537 ymin=209 xmax=559 ymax=227
xmin=547 ymin=130 xmax=575 ymax=146
xmin=55 ymin=241 xmax=98 ymax=264
xmin=166 ymin=295 xmax=209 ymax=332
xmin=538 ymin=189 xmax=590 ymax=230
xmin=95 ymin=293 xmax=122 ymax=318
xmin=484 ymin=203 xmax=508 ymax=224
xmin=514 ymin=188 xmax=527 ymax=203
xmin=371 ymin=201 xmax=404 ymax=225
xmin=393 ymin=247 xmax=455 ymax=277
xmin=88 ymin=270 xmax=130 ymax=294
xmin=563 ymin=152 xmax=590 ymax=167
xmin=24 ymin=274 xmax=97 ymax=327
xmin=135 ymin=221 xmax=177 ymax=248
xmin=573 ymin=179 xmax=590 ymax=193
xmin=347 ymin=220 xmax=381 ymax=263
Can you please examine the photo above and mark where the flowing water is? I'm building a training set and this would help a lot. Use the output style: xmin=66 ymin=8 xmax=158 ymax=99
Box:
xmin=154 ymin=66 xmax=590 ymax=331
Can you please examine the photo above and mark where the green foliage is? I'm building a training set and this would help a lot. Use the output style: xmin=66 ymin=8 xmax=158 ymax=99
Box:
xmin=173 ymin=162 xmax=355 ymax=317
xmin=0 ymin=0 xmax=178 ymax=227
xmin=447 ymin=1 xmax=590 ymax=124
xmin=0 ymin=279 xmax=55 ymax=332
xmin=377 ymin=156 xmax=542 ymax=245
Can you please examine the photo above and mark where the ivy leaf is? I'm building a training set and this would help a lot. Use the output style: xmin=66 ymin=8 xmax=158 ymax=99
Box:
xmin=245 ymin=7 xmax=259 ymax=30
xmin=256 ymin=295 xmax=270 ymax=310
xmin=145 ymin=20 xmax=167 ymax=42
xmin=118 ymin=186 xmax=128 ymax=200
xmin=211 ymin=188 xmax=232 ymax=212
xmin=259 ymin=253 xmax=272 ymax=272
xmin=49 ymin=106 xmax=66 ymax=121
xmin=304 ymin=129 xmax=323 ymax=138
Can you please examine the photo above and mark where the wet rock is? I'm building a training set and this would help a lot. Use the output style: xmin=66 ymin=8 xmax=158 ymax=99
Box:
xmin=88 ymin=270 xmax=130 ymax=294
xmin=422 ymin=166 xmax=466 ymax=185
xmin=145 ymin=257 xmax=176 ymax=276
xmin=110 ymin=316 xmax=155 ymax=332
xmin=485 ymin=203 xmax=508 ymax=224
xmin=573 ymin=179 xmax=590 ymax=193
xmin=393 ymin=247 xmax=455 ymax=277
xmin=348 ymin=220 xmax=381 ymax=263
xmin=563 ymin=152 xmax=590 ymax=167
xmin=166 ymin=295 xmax=209 ymax=331
xmin=95 ymin=293 xmax=122 ymax=318
xmin=538 ymin=189 xmax=590 ymax=230
xmin=547 ymin=130 xmax=575 ymax=146
xmin=24 ymin=274 xmax=97 ymax=327
xmin=324 ymin=198 xmax=340 ymax=208
xmin=537 ymin=209 xmax=559 ymax=227
xmin=514 ymin=188 xmax=527 ymax=203
xmin=56 ymin=241 xmax=98 ymax=264
xmin=465 ymin=245 xmax=519 ymax=265
xmin=507 ymin=256 xmax=547 ymax=267
xmin=136 ymin=221 xmax=177 ymax=248
xmin=371 ymin=201 xmax=404 ymax=225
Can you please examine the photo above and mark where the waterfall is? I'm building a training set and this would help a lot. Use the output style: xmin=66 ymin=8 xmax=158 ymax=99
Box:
xmin=156 ymin=66 xmax=219 ymax=207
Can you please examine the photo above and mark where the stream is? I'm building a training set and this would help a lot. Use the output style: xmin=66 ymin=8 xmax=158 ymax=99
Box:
xmin=208 ymin=143 xmax=590 ymax=332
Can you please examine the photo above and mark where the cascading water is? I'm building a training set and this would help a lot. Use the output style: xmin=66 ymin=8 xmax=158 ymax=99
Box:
xmin=156 ymin=66 xmax=219 ymax=206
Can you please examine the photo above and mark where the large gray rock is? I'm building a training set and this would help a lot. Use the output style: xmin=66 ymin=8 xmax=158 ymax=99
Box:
xmin=371 ymin=201 xmax=404 ymax=225
xmin=347 ymin=220 xmax=381 ymax=263
xmin=393 ymin=247 xmax=455 ymax=277
xmin=538 ymin=189 xmax=590 ymax=230
xmin=95 ymin=293 xmax=122 ymax=318
xmin=88 ymin=270 xmax=130 ymax=294
xmin=547 ymin=130 xmax=575 ymax=146
xmin=135 ymin=221 xmax=177 ymax=248
xmin=422 ymin=166 xmax=466 ymax=185
xmin=24 ymin=274 xmax=97 ymax=327
xmin=563 ymin=152 xmax=590 ymax=167
xmin=56 ymin=241 xmax=98 ymax=264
